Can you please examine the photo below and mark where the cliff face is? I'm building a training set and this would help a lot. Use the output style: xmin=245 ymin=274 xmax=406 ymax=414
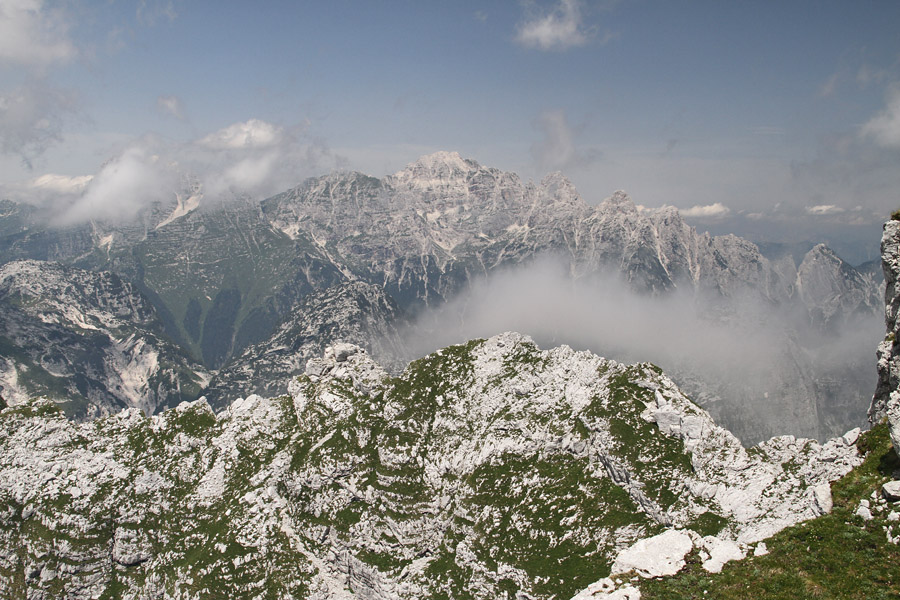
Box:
xmin=869 ymin=219 xmax=900 ymax=455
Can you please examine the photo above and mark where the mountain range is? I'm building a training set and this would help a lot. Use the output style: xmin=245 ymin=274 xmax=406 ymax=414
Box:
xmin=0 ymin=151 xmax=884 ymax=442
xmin=0 ymin=152 xmax=897 ymax=598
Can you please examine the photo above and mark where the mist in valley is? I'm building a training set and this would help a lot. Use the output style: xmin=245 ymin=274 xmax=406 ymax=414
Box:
xmin=397 ymin=256 xmax=883 ymax=445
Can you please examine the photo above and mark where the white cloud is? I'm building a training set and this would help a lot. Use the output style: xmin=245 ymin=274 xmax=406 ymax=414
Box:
xmin=751 ymin=126 xmax=785 ymax=136
xmin=54 ymin=146 xmax=178 ymax=225
xmin=515 ymin=0 xmax=592 ymax=51
xmin=857 ymin=63 xmax=891 ymax=88
xmin=0 ymin=0 xmax=75 ymax=67
xmin=156 ymin=95 xmax=184 ymax=119
xmin=31 ymin=173 xmax=92 ymax=193
xmin=680 ymin=202 xmax=731 ymax=218
xmin=191 ymin=118 xmax=304 ymax=196
xmin=198 ymin=119 xmax=284 ymax=150
xmin=861 ymin=86 xmax=900 ymax=148
xmin=0 ymin=82 xmax=77 ymax=167
xmin=819 ymin=72 xmax=840 ymax=97
xmin=219 ymin=152 xmax=279 ymax=192
xmin=531 ymin=109 xmax=599 ymax=172
xmin=19 ymin=118 xmax=348 ymax=225
xmin=805 ymin=204 xmax=846 ymax=216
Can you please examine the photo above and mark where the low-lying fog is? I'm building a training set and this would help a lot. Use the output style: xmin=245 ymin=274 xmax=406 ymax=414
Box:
xmin=398 ymin=257 xmax=882 ymax=445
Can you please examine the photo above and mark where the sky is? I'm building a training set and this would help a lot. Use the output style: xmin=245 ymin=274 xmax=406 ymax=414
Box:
xmin=1 ymin=0 xmax=899 ymax=262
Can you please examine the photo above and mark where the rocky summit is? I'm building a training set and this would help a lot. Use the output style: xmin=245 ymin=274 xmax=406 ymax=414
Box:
xmin=0 ymin=333 xmax=861 ymax=599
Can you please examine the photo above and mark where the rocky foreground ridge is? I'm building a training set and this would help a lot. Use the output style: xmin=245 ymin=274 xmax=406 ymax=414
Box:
xmin=0 ymin=333 xmax=862 ymax=599
xmin=871 ymin=218 xmax=900 ymax=456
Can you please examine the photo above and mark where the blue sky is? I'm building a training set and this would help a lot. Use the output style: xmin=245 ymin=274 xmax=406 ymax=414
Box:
xmin=1 ymin=1 xmax=899 ymax=258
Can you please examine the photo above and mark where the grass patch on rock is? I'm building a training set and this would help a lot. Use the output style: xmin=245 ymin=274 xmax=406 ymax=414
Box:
xmin=639 ymin=422 xmax=900 ymax=599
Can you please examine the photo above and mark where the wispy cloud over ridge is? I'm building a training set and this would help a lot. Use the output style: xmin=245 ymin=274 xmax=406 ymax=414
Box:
xmin=21 ymin=117 xmax=347 ymax=225
xmin=680 ymin=203 xmax=731 ymax=218
xmin=54 ymin=145 xmax=176 ymax=225
xmin=515 ymin=0 xmax=593 ymax=51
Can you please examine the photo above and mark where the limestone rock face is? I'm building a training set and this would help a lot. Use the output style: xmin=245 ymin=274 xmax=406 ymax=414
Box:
xmin=610 ymin=529 xmax=694 ymax=577
xmin=202 ymin=281 xmax=407 ymax=409
xmin=0 ymin=260 xmax=210 ymax=419
xmin=869 ymin=219 xmax=900 ymax=455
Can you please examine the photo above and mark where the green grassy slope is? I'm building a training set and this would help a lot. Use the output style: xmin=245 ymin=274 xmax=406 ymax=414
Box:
xmin=639 ymin=423 xmax=900 ymax=600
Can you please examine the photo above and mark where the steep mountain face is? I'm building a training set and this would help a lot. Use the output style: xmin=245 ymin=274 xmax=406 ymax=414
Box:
xmin=0 ymin=200 xmax=91 ymax=263
xmin=0 ymin=260 xmax=210 ymax=419
xmin=203 ymin=280 xmax=407 ymax=410
xmin=259 ymin=154 xmax=882 ymax=442
xmin=263 ymin=152 xmax=878 ymax=317
xmin=797 ymin=244 xmax=881 ymax=328
xmin=265 ymin=155 xmax=770 ymax=304
xmin=79 ymin=196 xmax=350 ymax=370
xmin=870 ymin=219 xmax=900 ymax=454
xmin=0 ymin=152 xmax=882 ymax=441
xmin=0 ymin=333 xmax=861 ymax=599
xmin=0 ymin=194 xmax=351 ymax=371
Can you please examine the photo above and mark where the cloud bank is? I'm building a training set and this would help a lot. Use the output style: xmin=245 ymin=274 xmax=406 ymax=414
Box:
xmin=680 ymin=202 xmax=731 ymax=218
xmin=20 ymin=118 xmax=346 ymax=226
xmin=399 ymin=256 xmax=881 ymax=443
xmin=198 ymin=119 xmax=284 ymax=150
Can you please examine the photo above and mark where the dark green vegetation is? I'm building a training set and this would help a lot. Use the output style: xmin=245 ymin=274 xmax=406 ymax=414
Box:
xmin=89 ymin=202 xmax=344 ymax=369
xmin=585 ymin=367 xmax=696 ymax=512
xmin=639 ymin=423 xmax=900 ymax=600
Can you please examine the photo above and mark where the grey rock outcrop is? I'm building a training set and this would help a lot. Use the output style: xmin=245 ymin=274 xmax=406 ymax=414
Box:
xmin=0 ymin=260 xmax=209 ymax=419
xmin=202 ymin=280 xmax=407 ymax=409
xmin=870 ymin=219 xmax=900 ymax=456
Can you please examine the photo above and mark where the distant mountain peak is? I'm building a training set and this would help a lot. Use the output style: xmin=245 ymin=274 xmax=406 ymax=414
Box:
xmin=411 ymin=150 xmax=478 ymax=171
xmin=391 ymin=151 xmax=482 ymax=186
xmin=538 ymin=171 xmax=582 ymax=205
xmin=599 ymin=190 xmax=638 ymax=213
